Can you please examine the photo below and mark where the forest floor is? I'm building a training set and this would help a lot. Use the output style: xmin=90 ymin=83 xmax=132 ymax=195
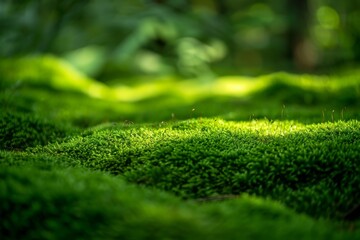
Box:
xmin=1 ymin=55 xmax=360 ymax=239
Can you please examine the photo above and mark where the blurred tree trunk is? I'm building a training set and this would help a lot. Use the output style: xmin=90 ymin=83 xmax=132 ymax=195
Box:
xmin=214 ymin=0 xmax=228 ymax=16
xmin=148 ymin=0 xmax=191 ymax=12
xmin=286 ymin=0 xmax=317 ymax=71
xmin=213 ymin=0 xmax=238 ymax=68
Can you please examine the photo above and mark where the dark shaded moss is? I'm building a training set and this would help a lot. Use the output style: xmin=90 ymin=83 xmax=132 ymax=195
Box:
xmin=0 ymin=150 xmax=78 ymax=170
xmin=1 ymin=167 xmax=357 ymax=240
xmin=0 ymin=111 xmax=77 ymax=150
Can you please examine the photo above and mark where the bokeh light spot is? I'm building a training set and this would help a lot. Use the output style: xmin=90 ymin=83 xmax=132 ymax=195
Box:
xmin=317 ymin=6 xmax=340 ymax=30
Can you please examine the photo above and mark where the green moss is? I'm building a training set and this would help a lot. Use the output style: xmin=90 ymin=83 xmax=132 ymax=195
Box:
xmin=0 ymin=111 xmax=77 ymax=150
xmin=0 ymin=55 xmax=108 ymax=97
xmin=0 ymin=150 xmax=78 ymax=170
xmin=0 ymin=167 xmax=357 ymax=240
xmin=32 ymin=119 xmax=360 ymax=220
xmin=1 ymin=56 xmax=360 ymax=127
xmin=1 ymin=56 xmax=360 ymax=238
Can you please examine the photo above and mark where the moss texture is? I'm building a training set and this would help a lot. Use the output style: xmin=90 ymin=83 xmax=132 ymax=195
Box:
xmin=0 ymin=111 xmax=77 ymax=150
xmin=30 ymin=119 xmax=360 ymax=220
xmin=0 ymin=167 xmax=358 ymax=240
xmin=0 ymin=55 xmax=360 ymax=239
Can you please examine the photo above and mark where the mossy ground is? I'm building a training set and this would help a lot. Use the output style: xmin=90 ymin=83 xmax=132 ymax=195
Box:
xmin=0 ymin=56 xmax=359 ymax=239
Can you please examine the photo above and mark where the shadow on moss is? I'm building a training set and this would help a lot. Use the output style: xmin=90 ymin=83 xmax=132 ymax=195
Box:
xmin=1 ymin=167 xmax=357 ymax=240
xmin=0 ymin=111 xmax=78 ymax=150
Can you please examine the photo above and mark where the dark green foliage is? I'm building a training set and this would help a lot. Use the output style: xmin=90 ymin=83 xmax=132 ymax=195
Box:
xmin=0 ymin=167 xmax=358 ymax=240
xmin=2 ymin=0 xmax=360 ymax=74
xmin=33 ymin=119 xmax=360 ymax=220
xmin=0 ymin=111 xmax=76 ymax=150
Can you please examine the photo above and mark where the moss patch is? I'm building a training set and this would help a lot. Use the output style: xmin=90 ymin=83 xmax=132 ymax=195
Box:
xmin=29 ymin=119 xmax=360 ymax=220
xmin=0 ymin=167 xmax=358 ymax=240
xmin=0 ymin=111 xmax=77 ymax=151
xmin=1 ymin=55 xmax=360 ymax=239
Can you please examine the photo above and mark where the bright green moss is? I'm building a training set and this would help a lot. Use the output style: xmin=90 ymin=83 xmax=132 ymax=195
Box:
xmin=0 ymin=55 xmax=109 ymax=97
xmin=0 ymin=167 xmax=358 ymax=240
xmin=1 ymin=56 xmax=360 ymax=126
xmin=32 ymin=119 xmax=360 ymax=219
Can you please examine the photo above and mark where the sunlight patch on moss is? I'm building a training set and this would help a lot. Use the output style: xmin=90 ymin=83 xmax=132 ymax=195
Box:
xmin=28 ymin=118 xmax=360 ymax=220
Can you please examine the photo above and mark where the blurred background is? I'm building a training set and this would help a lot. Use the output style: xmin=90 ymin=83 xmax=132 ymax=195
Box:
xmin=1 ymin=0 xmax=360 ymax=80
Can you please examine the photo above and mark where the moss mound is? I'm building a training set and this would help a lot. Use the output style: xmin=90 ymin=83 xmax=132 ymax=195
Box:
xmin=1 ymin=167 xmax=357 ymax=240
xmin=31 ymin=119 xmax=360 ymax=220
xmin=0 ymin=55 xmax=108 ymax=98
